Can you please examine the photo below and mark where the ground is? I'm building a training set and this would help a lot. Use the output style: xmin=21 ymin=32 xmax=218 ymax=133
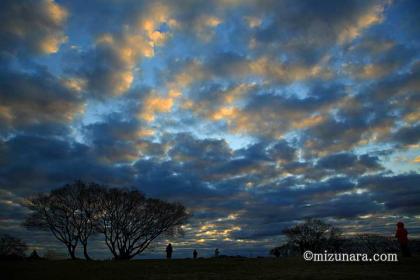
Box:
xmin=2 ymin=256 xmax=419 ymax=280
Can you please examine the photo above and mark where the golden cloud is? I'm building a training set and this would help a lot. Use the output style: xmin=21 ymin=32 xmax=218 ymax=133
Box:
xmin=140 ymin=94 xmax=178 ymax=122
xmin=344 ymin=63 xmax=397 ymax=80
xmin=87 ymin=3 xmax=176 ymax=96
xmin=338 ymin=3 xmax=385 ymax=44
xmin=1 ymin=0 xmax=68 ymax=54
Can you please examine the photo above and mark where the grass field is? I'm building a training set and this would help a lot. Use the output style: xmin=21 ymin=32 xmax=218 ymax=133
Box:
xmin=2 ymin=256 xmax=419 ymax=280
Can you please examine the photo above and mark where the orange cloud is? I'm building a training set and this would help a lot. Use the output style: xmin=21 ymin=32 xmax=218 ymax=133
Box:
xmin=1 ymin=0 xmax=68 ymax=54
xmin=345 ymin=63 xmax=397 ymax=79
xmin=140 ymin=94 xmax=177 ymax=122
xmin=338 ymin=3 xmax=385 ymax=43
xmin=293 ymin=115 xmax=325 ymax=129
xmin=87 ymin=3 xmax=176 ymax=96
xmin=211 ymin=106 xmax=238 ymax=121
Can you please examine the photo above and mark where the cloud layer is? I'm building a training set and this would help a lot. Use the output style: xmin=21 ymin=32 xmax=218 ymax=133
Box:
xmin=0 ymin=0 xmax=419 ymax=258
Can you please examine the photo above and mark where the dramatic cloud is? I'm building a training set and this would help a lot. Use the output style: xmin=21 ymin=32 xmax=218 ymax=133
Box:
xmin=72 ymin=2 xmax=176 ymax=97
xmin=0 ymin=68 xmax=84 ymax=134
xmin=0 ymin=0 xmax=68 ymax=55
xmin=0 ymin=0 xmax=419 ymax=258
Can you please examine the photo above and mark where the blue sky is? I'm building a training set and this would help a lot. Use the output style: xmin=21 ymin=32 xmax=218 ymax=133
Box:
xmin=0 ymin=0 xmax=419 ymax=258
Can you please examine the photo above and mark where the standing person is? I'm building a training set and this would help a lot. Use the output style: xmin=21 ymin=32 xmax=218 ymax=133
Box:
xmin=395 ymin=222 xmax=411 ymax=257
xmin=214 ymin=248 xmax=219 ymax=257
xmin=193 ymin=249 xmax=198 ymax=259
xmin=166 ymin=243 xmax=173 ymax=259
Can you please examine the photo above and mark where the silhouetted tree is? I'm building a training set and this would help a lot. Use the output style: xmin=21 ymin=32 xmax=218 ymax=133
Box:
xmin=282 ymin=218 xmax=340 ymax=254
xmin=69 ymin=181 xmax=102 ymax=260
xmin=270 ymin=242 xmax=299 ymax=257
xmin=355 ymin=233 xmax=399 ymax=254
xmin=24 ymin=190 xmax=80 ymax=259
xmin=23 ymin=182 xmax=189 ymax=261
xmin=24 ymin=181 xmax=103 ymax=260
xmin=0 ymin=234 xmax=27 ymax=259
xmin=270 ymin=247 xmax=281 ymax=258
xmin=96 ymin=188 xmax=189 ymax=260
xmin=325 ymin=226 xmax=344 ymax=251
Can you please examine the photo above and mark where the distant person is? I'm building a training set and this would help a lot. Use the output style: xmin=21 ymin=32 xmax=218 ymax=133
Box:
xmin=166 ymin=243 xmax=173 ymax=259
xmin=28 ymin=250 xmax=41 ymax=260
xmin=214 ymin=248 xmax=219 ymax=257
xmin=193 ymin=249 xmax=198 ymax=259
xmin=395 ymin=222 xmax=411 ymax=257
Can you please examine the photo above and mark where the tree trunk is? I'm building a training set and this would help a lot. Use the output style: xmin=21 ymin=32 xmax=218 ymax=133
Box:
xmin=105 ymin=240 xmax=119 ymax=260
xmin=67 ymin=245 xmax=77 ymax=260
xmin=83 ymin=243 xmax=92 ymax=261
xmin=115 ymin=252 xmax=132 ymax=260
xmin=299 ymin=244 xmax=304 ymax=255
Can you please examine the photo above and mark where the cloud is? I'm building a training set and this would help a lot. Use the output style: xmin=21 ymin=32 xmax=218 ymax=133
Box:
xmin=359 ymin=173 xmax=420 ymax=214
xmin=344 ymin=39 xmax=417 ymax=80
xmin=0 ymin=67 xmax=84 ymax=134
xmin=76 ymin=33 xmax=151 ymax=97
xmin=74 ymin=2 xmax=175 ymax=97
xmin=225 ymin=83 xmax=343 ymax=137
xmin=82 ymin=115 xmax=145 ymax=163
xmin=140 ymin=91 xmax=180 ymax=122
xmin=248 ymin=0 xmax=387 ymax=66
xmin=0 ymin=135 xmax=135 ymax=196
xmin=1 ymin=0 xmax=420 ymax=256
xmin=391 ymin=124 xmax=420 ymax=146
xmin=0 ymin=0 xmax=68 ymax=55
xmin=370 ymin=60 xmax=420 ymax=103
xmin=166 ymin=52 xmax=333 ymax=88
xmin=180 ymin=82 xmax=255 ymax=122
xmin=344 ymin=63 xmax=398 ymax=80
xmin=316 ymin=152 xmax=383 ymax=175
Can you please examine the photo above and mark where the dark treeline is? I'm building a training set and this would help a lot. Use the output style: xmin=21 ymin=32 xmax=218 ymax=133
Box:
xmin=0 ymin=234 xmax=28 ymax=260
xmin=2 ymin=215 xmax=418 ymax=261
xmin=2 ymin=191 xmax=416 ymax=261
xmin=22 ymin=181 xmax=189 ymax=260
xmin=270 ymin=218 xmax=419 ymax=257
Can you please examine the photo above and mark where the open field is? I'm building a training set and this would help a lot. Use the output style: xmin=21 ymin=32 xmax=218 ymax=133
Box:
xmin=2 ymin=256 xmax=419 ymax=280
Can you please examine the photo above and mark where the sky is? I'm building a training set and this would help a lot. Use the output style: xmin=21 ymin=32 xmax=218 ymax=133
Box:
xmin=0 ymin=0 xmax=419 ymax=259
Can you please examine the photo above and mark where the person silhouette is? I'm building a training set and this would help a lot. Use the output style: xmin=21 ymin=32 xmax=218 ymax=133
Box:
xmin=395 ymin=222 xmax=411 ymax=257
xmin=166 ymin=243 xmax=173 ymax=259
xmin=193 ymin=249 xmax=198 ymax=259
xmin=214 ymin=248 xmax=219 ymax=257
xmin=28 ymin=250 xmax=40 ymax=260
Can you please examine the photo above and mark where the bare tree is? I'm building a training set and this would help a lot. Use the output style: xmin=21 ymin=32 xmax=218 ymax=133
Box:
xmin=23 ymin=181 xmax=103 ymax=260
xmin=64 ymin=181 xmax=102 ymax=260
xmin=355 ymin=233 xmax=399 ymax=254
xmin=24 ymin=181 xmax=103 ymax=260
xmin=325 ymin=226 xmax=344 ymax=251
xmin=282 ymin=218 xmax=337 ymax=254
xmin=0 ymin=234 xmax=27 ymax=259
xmin=23 ymin=191 xmax=80 ymax=259
xmin=23 ymin=182 xmax=189 ymax=260
xmin=96 ymin=188 xmax=189 ymax=260
xmin=270 ymin=242 xmax=299 ymax=258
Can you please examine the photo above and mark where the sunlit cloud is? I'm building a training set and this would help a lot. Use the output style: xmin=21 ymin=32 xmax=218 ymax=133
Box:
xmin=140 ymin=93 xmax=179 ymax=122
xmin=0 ymin=0 xmax=68 ymax=54
xmin=337 ymin=3 xmax=385 ymax=44
xmin=1 ymin=0 xmax=419 ymax=258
